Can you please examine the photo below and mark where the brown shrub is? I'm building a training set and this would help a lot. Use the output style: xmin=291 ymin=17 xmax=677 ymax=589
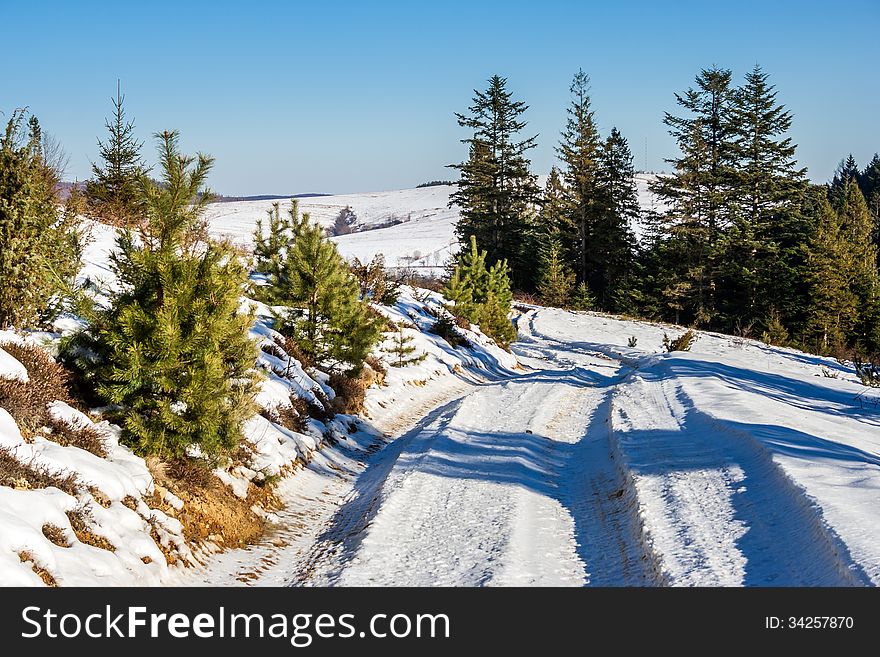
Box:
xmin=453 ymin=314 xmax=471 ymax=330
xmin=329 ymin=371 xmax=368 ymax=415
xmin=46 ymin=417 xmax=108 ymax=458
xmin=278 ymin=335 xmax=314 ymax=370
xmin=42 ymin=523 xmax=69 ymax=547
xmin=18 ymin=552 xmax=57 ymax=586
xmin=67 ymin=507 xmax=115 ymax=552
xmin=0 ymin=341 xmax=71 ymax=431
xmin=260 ymin=394 xmax=309 ymax=433
xmin=165 ymin=457 xmax=214 ymax=490
xmin=0 ymin=446 xmax=78 ymax=495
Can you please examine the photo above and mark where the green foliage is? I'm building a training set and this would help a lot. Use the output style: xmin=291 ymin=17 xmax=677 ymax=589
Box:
xmin=386 ymin=325 xmax=426 ymax=367
xmin=350 ymin=253 xmax=400 ymax=305
xmin=256 ymin=202 xmax=382 ymax=374
xmin=68 ymin=131 xmax=259 ymax=459
xmin=84 ymin=85 xmax=146 ymax=227
xmin=430 ymin=315 xmax=470 ymax=349
xmin=570 ymin=282 xmax=596 ymax=311
xmin=0 ymin=109 xmax=83 ymax=329
xmin=450 ymin=75 xmax=540 ymax=289
xmin=663 ymin=329 xmax=697 ymax=352
xmin=252 ymin=201 xmax=295 ymax=301
xmin=761 ymin=308 xmax=790 ymax=346
xmin=444 ymin=235 xmax=516 ymax=348
xmin=537 ymin=238 xmax=574 ymax=307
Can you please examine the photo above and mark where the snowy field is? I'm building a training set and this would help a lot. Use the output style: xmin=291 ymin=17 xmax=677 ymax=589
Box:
xmin=203 ymin=174 xmax=663 ymax=276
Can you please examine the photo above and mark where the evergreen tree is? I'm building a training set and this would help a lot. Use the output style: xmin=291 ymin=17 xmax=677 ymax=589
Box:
xmin=720 ymin=65 xmax=807 ymax=330
xmin=252 ymin=201 xmax=304 ymax=301
xmin=537 ymin=237 xmax=574 ymax=307
xmin=859 ymin=154 xmax=880 ymax=236
xmin=829 ymin=154 xmax=860 ymax=207
xmin=570 ymin=281 xmax=596 ymax=311
xmin=444 ymin=235 xmax=516 ymax=347
xmin=557 ymin=69 xmax=602 ymax=285
xmin=449 ymin=75 xmax=540 ymax=288
xmin=595 ymin=127 xmax=639 ymax=310
xmin=72 ymin=131 xmax=259 ymax=458
xmin=385 ymin=325 xmax=426 ymax=367
xmin=85 ymin=83 xmax=146 ymax=227
xmin=537 ymin=167 xmax=573 ymax=239
xmin=0 ymin=109 xmax=82 ymax=329
xmin=650 ymin=66 xmax=737 ymax=325
xmin=803 ymin=191 xmax=859 ymax=353
xmin=264 ymin=204 xmax=382 ymax=373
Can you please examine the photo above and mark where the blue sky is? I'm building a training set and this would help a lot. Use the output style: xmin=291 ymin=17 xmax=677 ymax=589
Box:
xmin=3 ymin=0 xmax=878 ymax=195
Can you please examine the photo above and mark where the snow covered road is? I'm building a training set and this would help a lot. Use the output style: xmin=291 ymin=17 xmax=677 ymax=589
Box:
xmin=290 ymin=308 xmax=879 ymax=587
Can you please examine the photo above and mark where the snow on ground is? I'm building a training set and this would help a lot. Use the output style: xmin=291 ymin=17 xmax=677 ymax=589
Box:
xmin=279 ymin=308 xmax=880 ymax=587
xmin=205 ymin=185 xmax=460 ymax=275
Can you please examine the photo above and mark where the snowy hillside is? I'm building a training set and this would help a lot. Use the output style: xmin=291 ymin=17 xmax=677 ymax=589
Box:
xmin=204 ymin=175 xmax=665 ymax=277
xmin=205 ymin=185 xmax=460 ymax=275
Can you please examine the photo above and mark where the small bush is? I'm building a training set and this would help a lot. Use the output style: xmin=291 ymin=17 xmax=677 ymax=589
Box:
xmin=853 ymin=355 xmax=880 ymax=387
xmin=46 ymin=417 xmax=108 ymax=458
xmin=277 ymin=334 xmax=314 ymax=371
xmin=0 ymin=446 xmax=78 ymax=495
xmin=627 ymin=336 xmax=638 ymax=348
xmin=663 ymin=329 xmax=696 ymax=352
xmin=42 ymin=524 xmax=69 ymax=547
xmin=430 ymin=316 xmax=471 ymax=349
xmin=365 ymin=354 xmax=387 ymax=378
xmin=0 ymin=341 xmax=71 ymax=431
xmin=329 ymin=371 xmax=369 ymax=415
xmin=67 ymin=506 xmax=115 ymax=552
xmin=165 ymin=457 xmax=215 ymax=489
xmin=260 ymin=394 xmax=309 ymax=434
xmin=453 ymin=314 xmax=471 ymax=330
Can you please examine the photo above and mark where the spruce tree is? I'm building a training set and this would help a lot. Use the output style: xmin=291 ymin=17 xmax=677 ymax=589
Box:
xmin=829 ymin=154 xmax=860 ymax=207
xmin=386 ymin=325 xmax=426 ymax=367
xmin=264 ymin=204 xmax=381 ymax=373
xmin=859 ymin=154 xmax=880 ymax=245
xmin=803 ymin=190 xmax=859 ymax=353
xmin=444 ymin=235 xmax=516 ymax=347
xmin=0 ymin=110 xmax=82 ymax=329
xmin=72 ymin=131 xmax=259 ymax=458
xmin=650 ymin=66 xmax=737 ymax=325
xmin=570 ymin=282 xmax=596 ymax=311
xmin=449 ymin=75 xmax=540 ymax=288
xmin=537 ymin=237 xmax=574 ymax=307
xmin=557 ymin=69 xmax=602 ymax=285
xmin=595 ymin=127 xmax=639 ymax=310
xmin=85 ymin=83 xmax=145 ymax=227
xmin=720 ymin=65 xmax=807 ymax=331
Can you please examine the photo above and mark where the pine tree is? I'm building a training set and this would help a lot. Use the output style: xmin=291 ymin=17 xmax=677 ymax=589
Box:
xmin=84 ymin=82 xmax=145 ymax=227
xmin=719 ymin=65 xmax=808 ymax=331
xmin=537 ymin=237 xmax=574 ymax=307
xmin=72 ymin=131 xmax=259 ymax=458
xmin=444 ymin=235 xmax=516 ymax=347
xmin=0 ymin=110 xmax=82 ymax=329
xmin=570 ymin=281 xmax=596 ymax=311
xmin=595 ymin=127 xmax=640 ymax=310
xmin=386 ymin=325 xmax=426 ymax=367
xmin=557 ymin=69 xmax=602 ymax=285
xmin=449 ymin=75 xmax=540 ymax=288
xmin=537 ymin=167 xmax=573 ymax=239
xmin=253 ymin=201 xmax=304 ymax=301
xmin=269 ymin=205 xmax=382 ymax=373
xmin=829 ymin=154 xmax=860 ymax=207
xmin=803 ymin=191 xmax=859 ymax=353
xmin=650 ymin=66 xmax=737 ymax=325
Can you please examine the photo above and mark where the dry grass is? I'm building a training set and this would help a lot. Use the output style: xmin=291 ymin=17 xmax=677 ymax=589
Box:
xmin=260 ymin=394 xmax=309 ymax=434
xmin=66 ymin=507 xmax=115 ymax=552
xmin=329 ymin=371 xmax=369 ymax=415
xmin=42 ymin=523 xmax=69 ymax=547
xmin=165 ymin=457 xmax=214 ymax=490
xmin=18 ymin=552 xmax=57 ymax=586
xmin=46 ymin=417 xmax=108 ymax=457
xmin=0 ymin=341 xmax=71 ymax=432
xmin=0 ymin=446 xmax=78 ymax=495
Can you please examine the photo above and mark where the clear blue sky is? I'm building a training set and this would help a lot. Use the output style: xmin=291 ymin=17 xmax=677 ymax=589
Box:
xmin=3 ymin=0 xmax=877 ymax=195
